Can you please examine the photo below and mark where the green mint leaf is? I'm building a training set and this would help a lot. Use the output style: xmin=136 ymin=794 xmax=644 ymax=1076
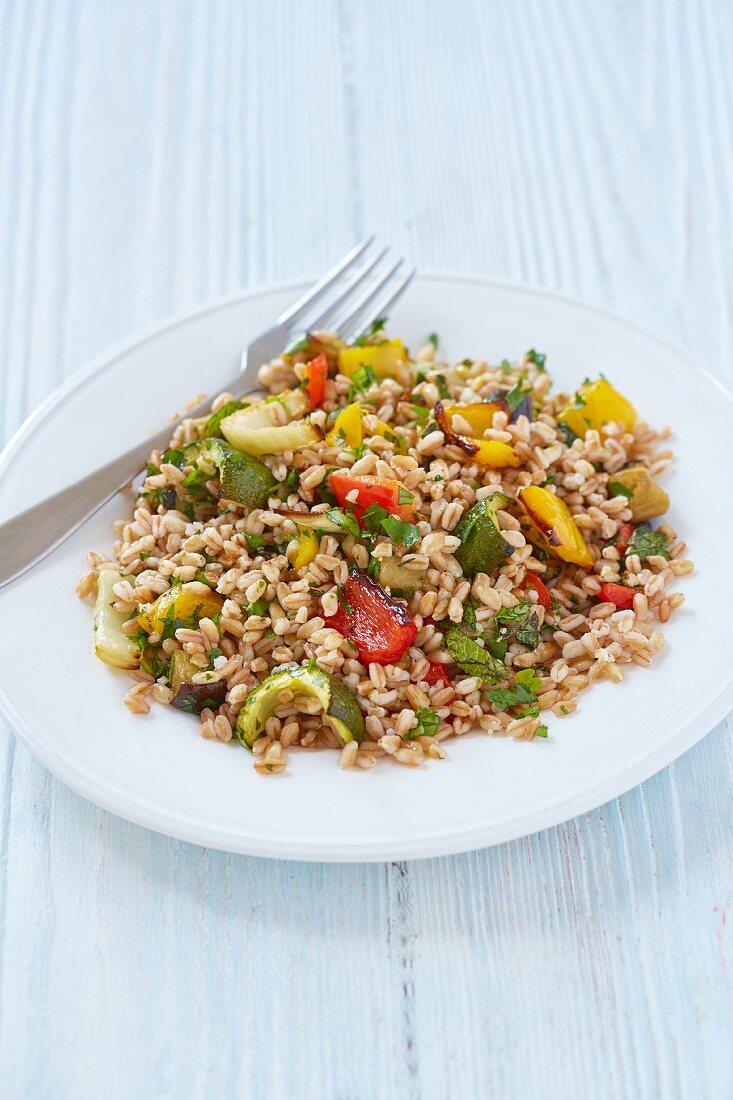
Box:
xmin=445 ymin=627 xmax=508 ymax=683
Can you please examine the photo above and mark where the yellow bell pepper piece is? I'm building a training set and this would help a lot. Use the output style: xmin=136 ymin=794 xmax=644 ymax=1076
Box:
xmin=325 ymin=401 xmax=363 ymax=447
xmin=518 ymin=486 xmax=593 ymax=567
xmin=472 ymin=440 xmax=520 ymax=468
xmin=559 ymin=378 xmax=636 ymax=438
xmin=443 ymin=402 xmax=505 ymax=436
xmin=138 ymin=581 xmax=224 ymax=635
xmin=294 ymin=529 xmax=319 ymax=569
xmin=338 ymin=339 xmax=409 ymax=379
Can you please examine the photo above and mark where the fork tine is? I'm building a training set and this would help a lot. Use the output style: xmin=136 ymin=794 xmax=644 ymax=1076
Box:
xmin=277 ymin=236 xmax=375 ymax=327
xmin=338 ymin=265 xmax=415 ymax=343
xmin=304 ymin=247 xmax=391 ymax=331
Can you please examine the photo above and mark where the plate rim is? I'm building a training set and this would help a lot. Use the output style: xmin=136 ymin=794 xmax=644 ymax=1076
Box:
xmin=1 ymin=271 xmax=732 ymax=861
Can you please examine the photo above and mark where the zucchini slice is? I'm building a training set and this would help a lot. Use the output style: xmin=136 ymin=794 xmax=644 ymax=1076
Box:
xmin=454 ymin=495 xmax=512 ymax=578
xmin=221 ymin=417 xmax=323 ymax=456
xmin=181 ymin=437 xmax=277 ymax=508
xmin=279 ymin=510 xmax=346 ymax=534
xmin=235 ymin=662 xmax=364 ymax=749
xmin=93 ymin=570 xmax=141 ymax=670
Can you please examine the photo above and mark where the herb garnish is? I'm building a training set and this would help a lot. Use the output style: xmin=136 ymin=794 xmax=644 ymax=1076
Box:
xmin=444 ymin=628 xmax=508 ymax=683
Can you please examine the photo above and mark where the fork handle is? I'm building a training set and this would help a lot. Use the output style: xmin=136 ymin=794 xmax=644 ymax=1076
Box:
xmin=0 ymin=405 xmax=212 ymax=590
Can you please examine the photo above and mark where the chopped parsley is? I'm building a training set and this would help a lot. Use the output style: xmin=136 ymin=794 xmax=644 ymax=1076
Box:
xmin=379 ymin=515 xmax=421 ymax=548
xmin=405 ymin=708 xmax=441 ymax=740
xmin=408 ymin=403 xmax=430 ymax=421
xmin=354 ymin=317 xmax=387 ymax=346
xmin=245 ymin=598 xmax=269 ymax=617
xmin=428 ymin=332 xmax=439 ymax=351
xmin=208 ymin=647 xmax=223 ymax=669
xmin=499 ymin=358 xmax=512 ymax=373
xmin=347 ymin=363 xmax=378 ymax=400
xmin=505 ymin=380 xmax=533 ymax=413
xmin=397 ymin=486 xmax=414 ymax=505
xmin=367 ymin=556 xmax=381 ymax=580
xmin=526 ymin=349 xmax=547 ymax=371
xmin=608 ymin=481 xmax=633 ymax=499
xmin=325 ymin=507 xmax=361 ymax=539
xmin=243 ymin=532 xmax=266 ymax=552
xmin=282 ymin=468 xmax=300 ymax=493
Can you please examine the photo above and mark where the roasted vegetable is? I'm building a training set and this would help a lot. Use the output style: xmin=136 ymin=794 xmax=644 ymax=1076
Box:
xmin=235 ymin=662 xmax=364 ymax=748
xmin=424 ymin=661 xmax=451 ymax=687
xmin=183 ymin=438 xmax=277 ymax=508
xmin=330 ymin=472 xmax=418 ymax=524
xmin=293 ymin=529 xmax=319 ymax=569
xmin=611 ymin=466 xmax=669 ymax=522
xmin=138 ymin=581 xmax=224 ymax=636
xmin=221 ymin=416 xmax=323 ymax=456
xmin=596 ymin=583 xmax=636 ymax=610
xmin=442 ymin=401 xmax=506 ymax=436
xmin=518 ymin=486 xmax=593 ymax=567
xmin=434 ymin=401 xmax=520 ymax=468
xmin=93 ymin=570 xmax=140 ymax=670
xmin=338 ymin=339 xmax=410 ymax=382
xmin=327 ymin=571 xmax=417 ymax=664
xmin=279 ymin=509 xmax=347 ymax=535
xmin=169 ymin=651 xmax=228 ymax=714
xmin=454 ymin=497 xmax=511 ymax=578
xmin=519 ymin=571 xmax=552 ymax=609
xmin=558 ymin=378 xmax=636 ymax=437
xmin=376 ymin=556 xmax=428 ymax=592
xmin=325 ymin=401 xmax=363 ymax=448
xmin=219 ymin=389 xmax=308 ymax=433
xmin=487 ymin=385 xmax=533 ymax=423
xmin=283 ymin=332 xmax=346 ymax=367
xmin=305 ymin=353 xmax=328 ymax=408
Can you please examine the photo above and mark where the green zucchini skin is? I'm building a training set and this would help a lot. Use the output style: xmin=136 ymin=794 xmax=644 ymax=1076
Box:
xmin=235 ymin=663 xmax=365 ymax=749
xmin=454 ymin=497 xmax=511 ymax=578
xmin=182 ymin=438 xmax=277 ymax=508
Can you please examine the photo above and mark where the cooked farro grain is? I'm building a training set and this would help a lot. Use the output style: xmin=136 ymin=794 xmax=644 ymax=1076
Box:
xmin=82 ymin=332 xmax=691 ymax=774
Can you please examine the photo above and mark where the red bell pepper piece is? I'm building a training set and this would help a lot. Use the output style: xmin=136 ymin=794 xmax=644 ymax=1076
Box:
xmin=425 ymin=661 xmax=451 ymax=687
xmin=616 ymin=522 xmax=635 ymax=555
xmin=596 ymin=583 xmax=636 ymax=610
xmin=520 ymin=571 xmax=552 ymax=610
xmin=326 ymin=571 xmax=417 ymax=664
xmin=329 ymin=472 xmax=418 ymax=525
xmin=305 ymin=353 xmax=328 ymax=409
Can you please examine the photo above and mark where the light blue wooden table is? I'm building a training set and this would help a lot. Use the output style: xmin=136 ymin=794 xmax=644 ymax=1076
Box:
xmin=1 ymin=2 xmax=731 ymax=1097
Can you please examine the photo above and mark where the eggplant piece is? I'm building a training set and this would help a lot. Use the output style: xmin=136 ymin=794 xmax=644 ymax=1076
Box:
xmin=486 ymin=386 xmax=533 ymax=423
xmin=169 ymin=651 xmax=227 ymax=714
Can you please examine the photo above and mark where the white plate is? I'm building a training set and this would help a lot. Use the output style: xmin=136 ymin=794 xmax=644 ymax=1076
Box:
xmin=1 ymin=274 xmax=732 ymax=861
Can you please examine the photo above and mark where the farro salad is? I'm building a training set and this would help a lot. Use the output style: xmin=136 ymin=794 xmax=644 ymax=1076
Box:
xmin=78 ymin=325 xmax=692 ymax=775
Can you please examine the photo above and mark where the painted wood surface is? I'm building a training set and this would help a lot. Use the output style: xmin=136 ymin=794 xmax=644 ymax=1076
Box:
xmin=1 ymin=1 xmax=732 ymax=1096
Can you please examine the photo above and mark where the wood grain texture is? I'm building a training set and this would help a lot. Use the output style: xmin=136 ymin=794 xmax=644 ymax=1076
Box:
xmin=1 ymin=1 xmax=732 ymax=1097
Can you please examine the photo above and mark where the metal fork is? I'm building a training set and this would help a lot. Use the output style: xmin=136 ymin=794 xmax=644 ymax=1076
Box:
xmin=0 ymin=239 xmax=415 ymax=589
